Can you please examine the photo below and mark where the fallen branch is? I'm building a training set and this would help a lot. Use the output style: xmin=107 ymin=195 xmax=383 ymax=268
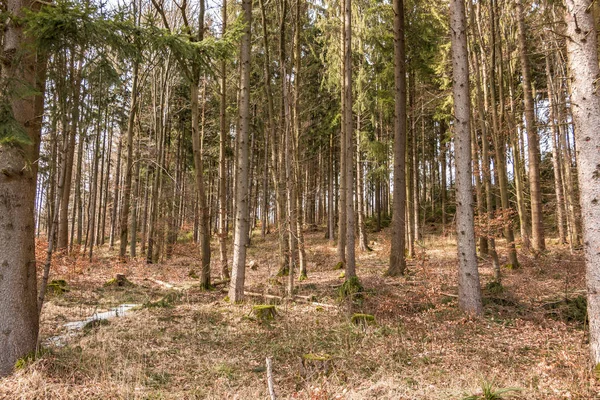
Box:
xmin=147 ymin=278 xmax=182 ymax=291
xmin=223 ymin=289 xmax=337 ymax=309
xmin=439 ymin=292 xmax=459 ymax=298
xmin=266 ymin=357 xmax=277 ymax=400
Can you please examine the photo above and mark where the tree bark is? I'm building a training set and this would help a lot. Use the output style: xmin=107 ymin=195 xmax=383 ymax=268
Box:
xmin=450 ymin=0 xmax=483 ymax=316
xmin=119 ymin=61 xmax=139 ymax=259
xmin=0 ymin=0 xmax=44 ymax=376
xmin=229 ymin=0 xmax=253 ymax=302
xmin=516 ymin=0 xmax=545 ymax=253
xmin=343 ymin=0 xmax=356 ymax=280
xmin=387 ymin=0 xmax=407 ymax=277
xmin=564 ymin=0 xmax=600 ymax=365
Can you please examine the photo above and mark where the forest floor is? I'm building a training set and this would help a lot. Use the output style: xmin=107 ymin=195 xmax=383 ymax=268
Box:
xmin=0 ymin=225 xmax=597 ymax=399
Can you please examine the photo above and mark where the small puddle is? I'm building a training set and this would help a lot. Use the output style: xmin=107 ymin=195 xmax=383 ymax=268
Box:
xmin=45 ymin=303 xmax=140 ymax=347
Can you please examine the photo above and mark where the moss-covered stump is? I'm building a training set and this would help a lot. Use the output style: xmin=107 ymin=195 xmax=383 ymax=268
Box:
xmin=252 ymin=305 xmax=277 ymax=322
xmin=47 ymin=279 xmax=70 ymax=295
xmin=299 ymin=353 xmax=333 ymax=378
xmin=104 ymin=274 xmax=134 ymax=288
xmin=337 ymin=276 xmax=364 ymax=301
xmin=277 ymin=265 xmax=289 ymax=277
xmin=351 ymin=313 xmax=376 ymax=326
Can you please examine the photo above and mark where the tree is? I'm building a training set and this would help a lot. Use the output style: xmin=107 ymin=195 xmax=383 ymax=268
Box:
xmin=386 ymin=0 xmax=407 ymax=277
xmin=450 ymin=0 xmax=483 ymax=315
xmin=0 ymin=0 xmax=45 ymax=377
xmin=516 ymin=0 xmax=545 ymax=253
xmin=564 ymin=0 xmax=600 ymax=365
xmin=343 ymin=0 xmax=356 ymax=279
xmin=229 ymin=0 xmax=253 ymax=302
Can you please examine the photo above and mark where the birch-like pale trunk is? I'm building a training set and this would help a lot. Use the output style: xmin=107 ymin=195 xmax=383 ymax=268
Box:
xmin=564 ymin=0 xmax=600 ymax=365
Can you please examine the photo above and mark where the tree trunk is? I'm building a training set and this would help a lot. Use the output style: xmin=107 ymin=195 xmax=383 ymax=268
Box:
xmin=545 ymin=52 xmax=567 ymax=245
xmin=564 ymin=0 xmax=600 ymax=365
xmin=219 ymin=0 xmax=229 ymax=279
xmin=119 ymin=62 xmax=139 ymax=259
xmin=57 ymin=56 xmax=82 ymax=249
xmin=450 ymin=0 xmax=483 ymax=316
xmin=229 ymin=0 xmax=253 ymax=303
xmin=516 ymin=0 xmax=545 ymax=253
xmin=387 ymin=0 xmax=407 ymax=277
xmin=343 ymin=0 xmax=356 ymax=280
xmin=0 ymin=0 xmax=44 ymax=376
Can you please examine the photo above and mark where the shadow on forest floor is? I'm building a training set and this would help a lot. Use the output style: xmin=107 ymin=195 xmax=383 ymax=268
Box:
xmin=0 ymin=226 xmax=594 ymax=399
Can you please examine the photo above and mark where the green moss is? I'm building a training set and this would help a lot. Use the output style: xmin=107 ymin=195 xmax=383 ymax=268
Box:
xmin=594 ymin=363 xmax=600 ymax=380
xmin=334 ymin=261 xmax=345 ymax=270
xmin=337 ymin=276 xmax=364 ymax=301
xmin=503 ymin=263 xmax=520 ymax=271
xmin=298 ymin=273 xmax=308 ymax=281
xmin=351 ymin=313 xmax=376 ymax=325
xmin=14 ymin=348 xmax=48 ymax=371
xmin=338 ymin=271 xmax=345 ymax=279
xmin=83 ymin=319 xmax=110 ymax=331
xmin=276 ymin=265 xmax=289 ymax=277
xmin=543 ymin=295 xmax=587 ymax=325
xmin=485 ymin=280 xmax=504 ymax=295
xmin=47 ymin=279 xmax=70 ymax=295
xmin=315 ymin=306 xmax=324 ymax=312
xmin=103 ymin=275 xmax=134 ymax=288
xmin=252 ymin=304 xmax=277 ymax=321
xmin=223 ymin=295 xmax=230 ymax=303
xmin=144 ymin=292 xmax=180 ymax=309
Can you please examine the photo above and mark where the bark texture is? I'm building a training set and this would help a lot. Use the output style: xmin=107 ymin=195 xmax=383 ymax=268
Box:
xmin=450 ymin=0 xmax=483 ymax=316
xmin=564 ymin=0 xmax=600 ymax=365
xmin=0 ymin=0 xmax=42 ymax=376
xmin=229 ymin=0 xmax=252 ymax=302
xmin=387 ymin=0 xmax=407 ymax=277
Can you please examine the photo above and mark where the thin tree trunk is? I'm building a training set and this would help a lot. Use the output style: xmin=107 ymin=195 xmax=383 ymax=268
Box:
xmin=516 ymin=0 xmax=545 ymax=253
xmin=545 ymin=52 xmax=567 ymax=244
xmin=229 ymin=0 xmax=253 ymax=303
xmin=119 ymin=61 xmax=139 ymax=259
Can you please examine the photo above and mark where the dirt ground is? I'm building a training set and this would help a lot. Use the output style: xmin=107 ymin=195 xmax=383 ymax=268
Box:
xmin=0 ymin=227 xmax=597 ymax=399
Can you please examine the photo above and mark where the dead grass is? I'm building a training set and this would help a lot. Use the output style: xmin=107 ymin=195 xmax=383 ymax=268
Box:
xmin=1 ymin=228 xmax=597 ymax=399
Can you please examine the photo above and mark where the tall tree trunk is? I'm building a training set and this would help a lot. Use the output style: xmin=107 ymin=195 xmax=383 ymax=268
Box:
xmin=564 ymin=0 xmax=600 ymax=365
xmin=229 ymin=0 xmax=253 ymax=302
xmin=119 ymin=62 xmax=139 ymax=259
xmin=57 ymin=56 xmax=82 ymax=249
xmin=343 ymin=0 xmax=356 ymax=280
xmin=387 ymin=0 xmax=407 ymax=277
xmin=219 ymin=0 xmax=229 ymax=279
xmin=109 ymin=136 xmax=122 ymax=250
xmin=450 ymin=0 xmax=483 ymax=315
xmin=516 ymin=0 xmax=545 ymax=252
xmin=489 ymin=0 xmax=518 ymax=268
xmin=545 ymin=52 xmax=567 ymax=244
xmin=0 ymin=0 xmax=44 ymax=376
xmin=337 ymin=3 xmax=346 ymax=268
